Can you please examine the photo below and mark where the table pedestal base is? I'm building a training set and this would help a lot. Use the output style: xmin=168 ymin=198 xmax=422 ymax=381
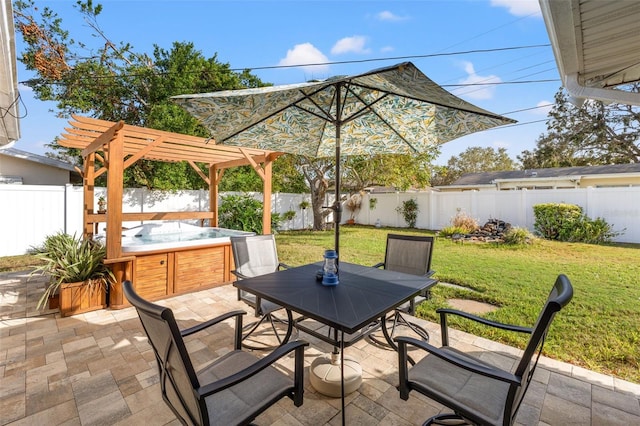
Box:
xmin=309 ymin=352 xmax=362 ymax=398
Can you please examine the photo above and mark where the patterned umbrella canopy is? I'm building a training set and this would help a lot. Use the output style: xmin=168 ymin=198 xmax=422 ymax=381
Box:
xmin=173 ymin=62 xmax=515 ymax=252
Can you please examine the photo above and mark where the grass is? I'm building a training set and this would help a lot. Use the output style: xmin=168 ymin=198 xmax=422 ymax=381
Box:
xmin=2 ymin=226 xmax=638 ymax=383
xmin=275 ymin=226 xmax=640 ymax=384
xmin=0 ymin=254 xmax=45 ymax=272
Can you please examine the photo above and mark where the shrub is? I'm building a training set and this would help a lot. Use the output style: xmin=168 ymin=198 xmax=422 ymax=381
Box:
xmin=503 ymin=227 xmax=535 ymax=245
xmin=533 ymin=203 xmax=582 ymax=240
xmin=450 ymin=211 xmax=479 ymax=233
xmin=219 ymin=194 xmax=263 ymax=233
xmin=396 ymin=198 xmax=419 ymax=228
xmin=219 ymin=194 xmax=284 ymax=233
xmin=533 ymin=203 xmax=622 ymax=244
xmin=439 ymin=226 xmax=469 ymax=238
xmin=562 ymin=215 xmax=622 ymax=244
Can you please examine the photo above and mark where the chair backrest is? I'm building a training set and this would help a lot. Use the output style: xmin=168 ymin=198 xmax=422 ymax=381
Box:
xmin=384 ymin=234 xmax=434 ymax=276
xmin=230 ymin=234 xmax=280 ymax=278
xmin=123 ymin=281 xmax=205 ymax=425
xmin=507 ymin=274 xmax=573 ymax=424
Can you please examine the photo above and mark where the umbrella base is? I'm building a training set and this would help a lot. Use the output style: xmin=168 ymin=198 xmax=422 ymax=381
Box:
xmin=309 ymin=353 xmax=362 ymax=397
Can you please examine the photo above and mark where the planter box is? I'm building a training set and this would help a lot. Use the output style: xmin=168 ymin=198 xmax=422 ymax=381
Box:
xmin=59 ymin=281 xmax=108 ymax=317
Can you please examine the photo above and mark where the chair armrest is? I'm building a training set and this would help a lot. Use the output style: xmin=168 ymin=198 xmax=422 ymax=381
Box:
xmin=395 ymin=336 xmax=521 ymax=386
xmin=437 ymin=308 xmax=532 ymax=346
xmin=231 ymin=269 xmax=249 ymax=280
xmin=197 ymin=340 xmax=309 ymax=397
xmin=372 ymin=262 xmax=385 ymax=269
xmin=180 ymin=310 xmax=246 ymax=337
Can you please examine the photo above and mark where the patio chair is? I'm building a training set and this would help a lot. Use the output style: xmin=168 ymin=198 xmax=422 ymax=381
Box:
xmin=396 ymin=274 xmax=573 ymax=426
xmin=123 ymin=280 xmax=308 ymax=426
xmin=370 ymin=234 xmax=436 ymax=346
xmin=230 ymin=234 xmax=293 ymax=350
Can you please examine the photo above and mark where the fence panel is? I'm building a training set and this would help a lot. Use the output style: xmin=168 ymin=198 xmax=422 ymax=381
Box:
xmin=1 ymin=185 xmax=638 ymax=256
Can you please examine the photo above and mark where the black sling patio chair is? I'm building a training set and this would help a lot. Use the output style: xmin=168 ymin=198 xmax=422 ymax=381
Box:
xmin=396 ymin=274 xmax=573 ymax=426
xmin=369 ymin=234 xmax=436 ymax=346
xmin=230 ymin=234 xmax=294 ymax=350
xmin=123 ymin=280 xmax=307 ymax=426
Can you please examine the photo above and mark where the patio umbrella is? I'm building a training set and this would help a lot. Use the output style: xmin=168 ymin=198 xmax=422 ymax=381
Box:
xmin=172 ymin=61 xmax=515 ymax=254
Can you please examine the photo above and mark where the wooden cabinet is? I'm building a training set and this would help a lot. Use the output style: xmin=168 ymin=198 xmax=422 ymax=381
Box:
xmin=174 ymin=246 xmax=230 ymax=293
xmin=115 ymin=243 xmax=232 ymax=305
xmin=134 ymin=253 xmax=171 ymax=300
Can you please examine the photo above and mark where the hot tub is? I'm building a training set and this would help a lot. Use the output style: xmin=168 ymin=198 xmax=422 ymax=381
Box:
xmin=119 ymin=222 xmax=254 ymax=253
xmin=106 ymin=222 xmax=256 ymax=308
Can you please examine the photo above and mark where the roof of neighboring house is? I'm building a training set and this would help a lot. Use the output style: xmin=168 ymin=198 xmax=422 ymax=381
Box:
xmin=539 ymin=0 xmax=640 ymax=106
xmin=0 ymin=147 xmax=77 ymax=172
xmin=452 ymin=163 xmax=640 ymax=186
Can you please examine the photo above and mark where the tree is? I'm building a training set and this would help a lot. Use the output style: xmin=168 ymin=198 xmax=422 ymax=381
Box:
xmin=431 ymin=146 xmax=518 ymax=186
xmin=518 ymin=87 xmax=640 ymax=169
xmin=342 ymin=152 xmax=437 ymax=193
xmin=13 ymin=0 xmax=272 ymax=190
xmin=298 ymin=156 xmax=334 ymax=230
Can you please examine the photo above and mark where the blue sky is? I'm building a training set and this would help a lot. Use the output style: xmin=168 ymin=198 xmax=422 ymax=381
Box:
xmin=13 ymin=0 xmax=560 ymax=165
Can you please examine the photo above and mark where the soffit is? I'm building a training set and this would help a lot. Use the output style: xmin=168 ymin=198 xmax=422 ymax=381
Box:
xmin=540 ymin=0 xmax=640 ymax=104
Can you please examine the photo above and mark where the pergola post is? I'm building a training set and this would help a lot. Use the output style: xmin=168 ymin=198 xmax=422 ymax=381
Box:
xmin=210 ymin=164 xmax=223 ymax=227
xmin=105 ymin=128 xmax=124 ymax=260
xmin=83 ymin=153 xmax=95 ymax=239
xmin=262 ymin=158 xmax=273 ymax=234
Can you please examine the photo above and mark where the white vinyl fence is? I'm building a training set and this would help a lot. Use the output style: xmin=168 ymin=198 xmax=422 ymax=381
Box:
xmin=1 ymin=184 xmax=638 ymax=257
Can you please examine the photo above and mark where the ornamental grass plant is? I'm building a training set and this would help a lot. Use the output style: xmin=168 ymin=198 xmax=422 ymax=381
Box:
xmin=30 ymin=232 xmax=114 ymax=310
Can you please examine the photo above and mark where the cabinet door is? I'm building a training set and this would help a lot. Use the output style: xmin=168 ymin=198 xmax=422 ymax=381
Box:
xmin=174 ymin=246 xmax=227 ymax=293
xmin=135 ymin=254 xmax=169 ymax=299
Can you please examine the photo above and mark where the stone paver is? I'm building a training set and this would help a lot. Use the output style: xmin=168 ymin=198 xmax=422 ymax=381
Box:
xmin=1 ymin=271 xmax=639 ymax=425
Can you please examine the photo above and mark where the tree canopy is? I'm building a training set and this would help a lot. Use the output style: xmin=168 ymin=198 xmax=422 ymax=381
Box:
xmin=431 ymin=146 xmax=518 ymax=186
xmin=14 ymin=0 xmax=289 ymax=190
xmin=519 ymin=87 xmax=640 ymax=169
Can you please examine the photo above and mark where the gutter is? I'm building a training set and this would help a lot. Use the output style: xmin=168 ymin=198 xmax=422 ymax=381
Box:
xmin=565 ymin=74 xmax=640 ymax=107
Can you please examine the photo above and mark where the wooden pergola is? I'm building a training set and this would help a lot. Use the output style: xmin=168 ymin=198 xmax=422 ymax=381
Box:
xmin=58 ymin=115 xmax=282 ymax=307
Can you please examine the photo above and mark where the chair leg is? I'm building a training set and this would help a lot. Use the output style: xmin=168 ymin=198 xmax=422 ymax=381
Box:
xmin=423 ymin=413 xmax=472 ymax=425
xmin=367 ymin=311 xmax=429 ymax=348
xmin=242 ymin=313 xmax=297 ymax=351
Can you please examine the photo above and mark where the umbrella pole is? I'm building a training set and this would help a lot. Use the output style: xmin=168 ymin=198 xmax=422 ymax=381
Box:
xmin=334 ymin=85 xmax=342 ymax=257
xmin=334 ymin=140 xmax=341 ymax=257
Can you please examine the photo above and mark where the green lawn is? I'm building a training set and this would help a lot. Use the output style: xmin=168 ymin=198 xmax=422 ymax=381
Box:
xmin=275 ymin=226 xmax=640 ymax=384
xmin=2 ymin=226 xmax=638 ymax=383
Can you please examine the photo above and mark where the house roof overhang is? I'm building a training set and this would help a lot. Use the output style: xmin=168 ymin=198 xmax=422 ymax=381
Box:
xmin=539 ymin=0 xmax=640 ymax=106
xmin=0 ymin=0 xmax=20 ymax=146
xmin=58 ymin=115 xmax=282 ymax=169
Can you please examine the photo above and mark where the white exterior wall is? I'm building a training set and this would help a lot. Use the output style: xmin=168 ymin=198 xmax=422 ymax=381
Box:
xmin=0 ymin=155 xmax=71 ymax=185
xmin=1 ymin=185 xmax=638 ymax=256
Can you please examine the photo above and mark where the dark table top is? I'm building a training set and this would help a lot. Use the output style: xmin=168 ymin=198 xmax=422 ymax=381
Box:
xmin=233 ymin=262 xmax=437 ymax=335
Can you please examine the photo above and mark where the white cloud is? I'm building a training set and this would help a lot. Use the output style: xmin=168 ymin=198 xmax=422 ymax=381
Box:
xmin=278 ymin=43 xmax=330 ymax=74
xmin=490 ymin=0 xmax=541 ymax=17
xmin=331 ymin=36 xmax=371 ymax=55
xmin=533 ymin=100 xmax=553 ymax=115
xmin=18 ymin=83 xmax=33 ymax=92
xmin=376 ymin=10 xmax=408 ymax=22
xmin=380 ymin=46 xmax=394 ymax=53
xmin=457 ymin=61 xmax=502 ymax=100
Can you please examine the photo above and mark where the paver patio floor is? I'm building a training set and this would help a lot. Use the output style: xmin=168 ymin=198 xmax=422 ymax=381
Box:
xmin=1 ymin=270 xmax=639 ymax=425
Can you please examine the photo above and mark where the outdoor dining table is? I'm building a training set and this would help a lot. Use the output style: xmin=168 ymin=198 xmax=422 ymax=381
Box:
xmin=233 ymin=261 xmax=437 ymax=425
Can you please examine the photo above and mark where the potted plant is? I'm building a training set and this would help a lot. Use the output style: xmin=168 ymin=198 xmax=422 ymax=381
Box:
xmin=32 ymin=232 xmax=114 ymax=317
xmin=344 ymin=193 xmax=362 ymax=225
xmin=97 ymin=196 xmax=107 ymax=214
xmin=369 ymin=197 xmax=378 ymax=210
xmin=299 ymin=200 xmax=310 ymax=210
